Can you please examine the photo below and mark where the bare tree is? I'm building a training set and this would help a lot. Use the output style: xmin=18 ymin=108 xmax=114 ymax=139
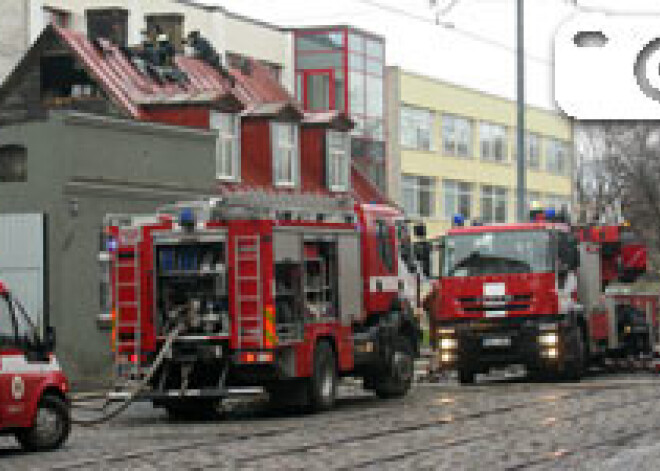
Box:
xmin=582 ymin=123 xmax=660 ymax=273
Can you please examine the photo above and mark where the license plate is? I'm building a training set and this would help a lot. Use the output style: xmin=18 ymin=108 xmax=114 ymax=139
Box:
xmin=482 ymin=336 xmax=511 ymax=348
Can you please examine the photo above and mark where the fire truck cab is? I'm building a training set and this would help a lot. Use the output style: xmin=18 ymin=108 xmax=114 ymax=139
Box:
xmin=105 ymin=193 xmax=422 ymax=417
xmin=0 ymin=281 xmax=70 ymax=451
xmin=430 ymin=211 xmax=654 ymax=384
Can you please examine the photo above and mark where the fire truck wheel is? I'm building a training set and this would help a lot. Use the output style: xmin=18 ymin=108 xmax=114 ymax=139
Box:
xmin=307 ymin=341 xmax=337 ymax=412
xmin=458 ymin=367 xmax=476 ymax=385
xmin=16 ymin=394 xmax=71 ymax=452
xmin=374 ymin=337 xmax=415 ymax=399
xmin=564 ymin=329 xmax=586 ymax=382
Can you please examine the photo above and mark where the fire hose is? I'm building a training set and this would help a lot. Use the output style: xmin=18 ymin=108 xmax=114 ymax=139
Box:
xmin=71 ymin=321 xmax=185 ymax=426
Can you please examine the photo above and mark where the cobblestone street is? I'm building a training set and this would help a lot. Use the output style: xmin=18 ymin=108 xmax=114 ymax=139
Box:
xmin=3 ymin=373 xmax=660 ymax=470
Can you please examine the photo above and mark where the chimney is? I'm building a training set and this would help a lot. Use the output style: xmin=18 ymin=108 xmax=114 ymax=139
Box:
xmin=86 ymin=8 xmax=129 ymax=47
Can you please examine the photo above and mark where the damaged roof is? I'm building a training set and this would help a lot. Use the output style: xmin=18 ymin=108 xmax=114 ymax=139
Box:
xmin=3 ymin=25 xmax=298 ymax=119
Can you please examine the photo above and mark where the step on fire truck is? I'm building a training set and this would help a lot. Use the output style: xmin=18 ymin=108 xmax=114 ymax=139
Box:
xmin=104 ymin=193 xmax=422 ymax=417
xmin=0 ymin=281 xmax=70 ymax=451
xmin=428 ymin=208 xmax=656 ymax=384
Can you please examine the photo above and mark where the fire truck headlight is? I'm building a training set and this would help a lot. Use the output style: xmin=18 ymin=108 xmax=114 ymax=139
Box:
xmin=440 ymin=338 xmax=458 ymax=350
xmin=542 ymin=348 xmax=558 ymax=359
xmin=538 ymin=333 xmax=558 ymax=347
xmin=440 ymin=352 xmax=454 ymax=363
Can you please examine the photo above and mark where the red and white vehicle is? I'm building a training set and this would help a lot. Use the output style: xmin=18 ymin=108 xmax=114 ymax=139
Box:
xmin=428 ymin=209 xmax=655 ymax=384
xmin=104 ymin=193 xmax=422 ymax=417
xmin=0 ymin=281 xmax=70 ymax=451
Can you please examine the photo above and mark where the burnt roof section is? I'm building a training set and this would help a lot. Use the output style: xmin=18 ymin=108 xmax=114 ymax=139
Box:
xmin=0 ymin=25 xmax=299 ymax=119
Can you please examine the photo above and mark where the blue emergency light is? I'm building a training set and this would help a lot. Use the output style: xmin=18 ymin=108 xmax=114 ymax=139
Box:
xmin=179 ymin=208 xmax=196 ymax=229
xmin=106 ymin=237 xmax=117 ymax=252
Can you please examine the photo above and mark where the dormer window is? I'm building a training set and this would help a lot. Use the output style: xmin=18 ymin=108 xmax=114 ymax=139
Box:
xmin=327 ymin=130 xmax=350 ymax=192
xmin=211 ymin=112 xmax=240 ymax=181
xmin=272 ymin=122 xmax=299 ymax=187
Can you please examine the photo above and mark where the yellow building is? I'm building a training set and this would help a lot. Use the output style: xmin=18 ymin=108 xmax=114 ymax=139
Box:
xmin=386 ymin=67 xmax=574 ymax=238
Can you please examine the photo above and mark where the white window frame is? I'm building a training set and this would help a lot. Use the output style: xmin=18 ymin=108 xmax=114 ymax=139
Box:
xmin=514 ymin=132 xmax=541 ymax=170
xmin=546 ymin=139 xmax=570 ymax=175
xmin=443 ymin=115 xmax=473 ymax=158
xmin=400 ymin=106 xmax=433 ymax=151
xmin=443 ymin=179 xmax=473 ymax=221
xmin=272 ymin=122 xmax=300 ymax=187
xmin=480 ymin=185 xmax=508 ymax=223
xmin=210 ymin=112 xmax=240 ymax=182
xmin=326 ymin=130 xmax=350 ymax=192
xmin=402 ymin=174 xmax=436 ymax=218
xmin=480 ymin=122 xmax=508 ymax=163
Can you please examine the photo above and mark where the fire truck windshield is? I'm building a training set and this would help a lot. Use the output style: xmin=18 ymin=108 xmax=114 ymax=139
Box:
xmin=442 ymin=230 xmax=553 ymax=277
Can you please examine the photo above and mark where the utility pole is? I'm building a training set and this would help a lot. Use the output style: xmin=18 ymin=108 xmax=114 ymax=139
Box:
xmin=516 ymin=0 xmax=526 ymax=222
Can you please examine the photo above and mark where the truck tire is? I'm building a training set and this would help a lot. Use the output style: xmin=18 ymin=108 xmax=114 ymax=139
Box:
xmin=375 ymin=337 xmax=415 ymax=399
xmin=564 ymin=328 xmax=586 ymax=382
xmin=16 ymin=394 xmax=71 ymax=452
xmin=306 ymin=341 xmax=337 ymax=412
xmin=458 ymin=367 xmax=476 ymax=385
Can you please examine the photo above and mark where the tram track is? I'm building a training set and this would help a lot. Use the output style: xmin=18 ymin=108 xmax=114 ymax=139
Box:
xmin=225 ymin=386 xmax=660 ymax=470
xmin=46 ymin=380 xmax=657 ymax=469
xmin=333 ymin=389 xmax=660 ymax=469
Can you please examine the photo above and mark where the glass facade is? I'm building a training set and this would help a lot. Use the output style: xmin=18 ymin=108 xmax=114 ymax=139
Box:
xmin=295 ymin=28 xmax=386 ymax=191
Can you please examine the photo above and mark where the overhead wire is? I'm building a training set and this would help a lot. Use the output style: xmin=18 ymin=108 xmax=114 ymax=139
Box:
xmin=351 ymin=0 xmax=552 ymax=66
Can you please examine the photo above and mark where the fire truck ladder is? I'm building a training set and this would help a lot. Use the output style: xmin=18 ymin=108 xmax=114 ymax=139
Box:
xmin=235 ymin=235 xmax=263 ymax=349
xmin=113 ymin=236 xmax=142 ymax=381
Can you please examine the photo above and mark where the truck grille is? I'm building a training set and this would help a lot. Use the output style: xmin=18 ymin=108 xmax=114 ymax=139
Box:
xmin=459 ymin=294 xmax=532 ymax=314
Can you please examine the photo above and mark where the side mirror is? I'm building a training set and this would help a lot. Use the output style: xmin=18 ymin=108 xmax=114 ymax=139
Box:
xmin=44 ymin=326 xmax=56 ymax=352
xmin=414 ymin=223 xmax=427 ymax=239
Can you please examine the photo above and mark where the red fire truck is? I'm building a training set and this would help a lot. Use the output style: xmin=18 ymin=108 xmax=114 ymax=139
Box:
xmin=0 ymin=281 xmax=70 ymax=451
xmin=429 ymin=210 xmax=654 ymax=384
xmin=104 ymin=193 xmax=422 ymax=417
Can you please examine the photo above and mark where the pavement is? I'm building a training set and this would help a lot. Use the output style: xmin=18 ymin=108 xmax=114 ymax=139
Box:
xmin=3 ymin=372 xmax=660 ymax=470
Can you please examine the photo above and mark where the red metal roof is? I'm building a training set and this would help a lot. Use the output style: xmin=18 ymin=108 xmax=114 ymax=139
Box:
xmin=52 ymin=25 xmax=295 ymax=118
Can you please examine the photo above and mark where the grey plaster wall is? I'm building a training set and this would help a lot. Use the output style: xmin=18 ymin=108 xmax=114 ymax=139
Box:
xmin=0 ymin=112 xmax=217 ymax=386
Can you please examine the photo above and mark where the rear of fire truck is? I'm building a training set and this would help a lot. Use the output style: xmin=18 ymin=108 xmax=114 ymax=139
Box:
xmin=105 ymin=195 xmax=421 ymax=417
xmin=433 ymin=220 xmax=587 ymax=384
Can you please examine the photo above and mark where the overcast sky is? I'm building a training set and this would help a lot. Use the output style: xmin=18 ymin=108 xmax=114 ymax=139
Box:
xmin=199 ymin=0 xmax=660 ymax=111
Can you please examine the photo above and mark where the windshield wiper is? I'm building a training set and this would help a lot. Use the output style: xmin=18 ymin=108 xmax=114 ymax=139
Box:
xmin=448 ymin=252 xmax=532 ymax=276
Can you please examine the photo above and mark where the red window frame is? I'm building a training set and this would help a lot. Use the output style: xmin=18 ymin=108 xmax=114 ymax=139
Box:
xmin=300 ymin=69 xmax=336 ymax=112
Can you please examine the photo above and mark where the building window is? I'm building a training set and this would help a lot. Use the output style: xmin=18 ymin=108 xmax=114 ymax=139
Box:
xmin=211 ymin=113 xmax=240 ymax=181
xmin=327 ymin=131 xmax=350 ymax=192
xmin=480 ymin=122 xmax=508 ymax=162
xmin=401 ymin=106 xmax=433 ymax=151
xmin=481 ymin=185 xmax=508 ymax=223
xmin=146 ymin=14 xmax=185 ymax=52
xmin=86 ymin=8 xmax=128 ymax=47
xmin=272 ymin=122 xmax=299 ymax=187
xmin=0 ymin=145 xmax=27 ymax=182
xmin=443 ymin=180 xmax=473 ymax=220
xmin=402 ymin=175 xmax=436 ymax=218
xmin=295 ymin=28 xmax=386 ymax=191
xmin=43 ymin=7 xmax=71 ymax=28
xmin=514 ymin=132 xmax=541 ymax=170
xmin=547 ymin=139 xmax=571 ymax=175
xmin=443 ymin=115 xmax=473 ymax=158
